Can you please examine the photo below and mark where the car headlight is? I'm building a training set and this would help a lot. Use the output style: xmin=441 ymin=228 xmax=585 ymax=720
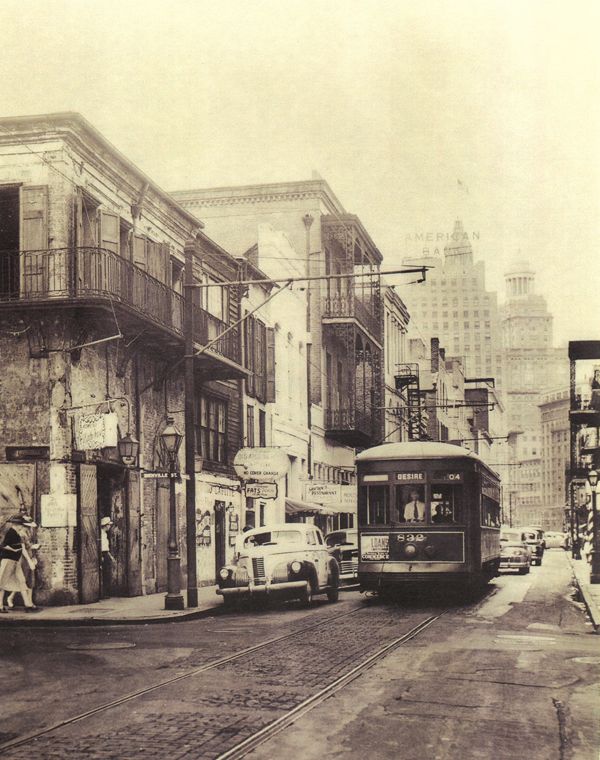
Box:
xmin=219 ymin=567 xmax=231 ymax=581
xmin=290 ymin=560 xmax=302 ymax=574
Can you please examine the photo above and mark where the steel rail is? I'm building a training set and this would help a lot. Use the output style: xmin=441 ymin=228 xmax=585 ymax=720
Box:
xmin=0 ymin=606 xmax=364 ymax=753
xmin=217 ymin=613 xmax=443 ymax=760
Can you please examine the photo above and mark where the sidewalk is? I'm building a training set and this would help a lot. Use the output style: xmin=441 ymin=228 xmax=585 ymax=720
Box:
xmin=0 ymin=585 xmax=223 ymax=626
xmin=568 ymin=555 xmax=600 ymax=633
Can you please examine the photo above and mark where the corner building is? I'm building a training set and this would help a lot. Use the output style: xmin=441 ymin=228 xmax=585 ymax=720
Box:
xmin=0 ymin=113 xmax=247 ymax=604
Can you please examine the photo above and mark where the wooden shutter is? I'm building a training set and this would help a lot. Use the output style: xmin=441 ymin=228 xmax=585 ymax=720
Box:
xmin=133 ymin=235 xmax=147 ymax=270
xmin=100 ymin=211 xmax=119 ymax=254
xmin=266 ymin=327 xmax=276 ymax=402
xmin=21 ymin=186 xmax=48 ymax=251
xmin=77 ymin=464 xmax=100 ymax=604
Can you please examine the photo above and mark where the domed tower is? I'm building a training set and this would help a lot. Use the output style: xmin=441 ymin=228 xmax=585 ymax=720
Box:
xmin=502 ymin=259 xmax=553 ymax=350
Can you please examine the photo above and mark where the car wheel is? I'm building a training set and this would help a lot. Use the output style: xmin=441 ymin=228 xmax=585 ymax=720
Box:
xmin=518 ymin=567 xmax=529 ymax=575
xmin=327 ymin=578 xmax=340 ymax=602
xmin=299 ymin=582 xmax=313 ymax=607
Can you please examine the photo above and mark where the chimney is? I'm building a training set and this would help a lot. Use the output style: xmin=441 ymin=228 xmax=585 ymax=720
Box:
xmin=431 ymin=337 xmax=440 ymax=373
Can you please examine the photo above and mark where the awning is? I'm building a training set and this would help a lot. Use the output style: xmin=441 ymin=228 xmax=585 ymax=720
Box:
xmin=285 ymin=497 xmax=336 ymax=517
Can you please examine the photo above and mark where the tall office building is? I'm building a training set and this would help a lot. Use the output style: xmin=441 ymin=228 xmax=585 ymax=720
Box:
xmin=402 ymin=220 xmax=503 ymax=388
xmin=501 ymin=261 xmax=568 ymax=525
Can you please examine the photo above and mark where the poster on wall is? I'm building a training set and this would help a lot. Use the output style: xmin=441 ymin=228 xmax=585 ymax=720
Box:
xmin=0 ymin=463 xmax=36 ymax=522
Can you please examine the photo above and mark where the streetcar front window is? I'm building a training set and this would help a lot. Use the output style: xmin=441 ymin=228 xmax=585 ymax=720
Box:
xmin=431 ymin=485 xmax=462 ymax=524
xmin=367 ymin=485 xmax=389 ymax=524
xmin=395 ymin=485 xmax=426 ymax=524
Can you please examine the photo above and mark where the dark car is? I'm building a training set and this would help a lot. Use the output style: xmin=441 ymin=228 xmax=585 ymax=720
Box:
xmin=325 ymin=529 xmax=358 ymax=584
xmin=520 ymin=527 xmax=545 ymax=566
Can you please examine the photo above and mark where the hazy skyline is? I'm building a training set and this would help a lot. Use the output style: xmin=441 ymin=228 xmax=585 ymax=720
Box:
xmin=1 ymin=0 xmax=597 ymax=345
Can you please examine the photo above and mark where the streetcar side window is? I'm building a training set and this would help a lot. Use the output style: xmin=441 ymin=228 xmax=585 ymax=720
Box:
xmin=367 ymin=485 xmax=389 ymax=525
xmin=431 ymin=485 xmax=462 ymax=524
xmin=481 ymin=496 xmax=501 ymax=527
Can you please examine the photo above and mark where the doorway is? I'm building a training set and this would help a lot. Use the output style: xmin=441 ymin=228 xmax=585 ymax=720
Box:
xmin=214 ymin=501 xmax=227 ymax=582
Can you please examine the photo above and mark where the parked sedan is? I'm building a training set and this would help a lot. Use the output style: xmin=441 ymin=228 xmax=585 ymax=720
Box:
xmin=217 ymin=524 xmax=340 ymax=608
xmin=325 ymin=529 xmax=358 ymax=584
xmin=499 ymin=541 xmax=531 ymax=574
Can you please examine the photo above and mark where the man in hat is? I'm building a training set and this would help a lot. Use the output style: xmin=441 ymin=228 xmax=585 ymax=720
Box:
xmin=100 ymin=516 xmax=114 ymax=598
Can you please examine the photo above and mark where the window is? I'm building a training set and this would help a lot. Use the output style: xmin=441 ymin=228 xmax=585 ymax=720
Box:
xmin=196 ymin=395 xmax=228 ymax=463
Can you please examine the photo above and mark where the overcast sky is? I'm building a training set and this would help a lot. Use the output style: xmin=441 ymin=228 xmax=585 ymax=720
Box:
xmin=1 ymin=0 xmax=598 ymax=345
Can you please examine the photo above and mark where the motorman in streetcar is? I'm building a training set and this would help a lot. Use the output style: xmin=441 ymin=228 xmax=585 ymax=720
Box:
xmin=216 ymin=523 xmax=340 ymax=608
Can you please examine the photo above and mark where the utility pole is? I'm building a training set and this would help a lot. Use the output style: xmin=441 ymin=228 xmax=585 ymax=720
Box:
xmin=184 ymin=239 xmax=198 ymax=607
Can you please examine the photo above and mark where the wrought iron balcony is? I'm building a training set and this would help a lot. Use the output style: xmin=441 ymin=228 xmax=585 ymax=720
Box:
xmin=322 ymin=293 xmax=381 ymax=343
xmin=0 ymin=247 xmax=241 ymax=366
xmin=325 ymin=406 xmax=376 ymax=448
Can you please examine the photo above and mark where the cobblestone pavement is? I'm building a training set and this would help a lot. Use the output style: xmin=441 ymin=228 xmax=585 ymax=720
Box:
xmin=2 ymin=601 xmax=441 ymax=760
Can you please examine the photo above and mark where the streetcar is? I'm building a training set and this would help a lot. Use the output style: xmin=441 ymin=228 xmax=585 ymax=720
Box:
xmin=356 ymin=441 xmax=501 ymax=594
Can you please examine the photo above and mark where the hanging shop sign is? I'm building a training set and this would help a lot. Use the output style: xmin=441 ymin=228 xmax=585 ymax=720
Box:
xmin=339 ymin=485 xmax=357 ymax=510
xmin=233 ymin=447 xmax=289 ymax=482
xmin=76 ymin=413 xmax=119 ymax=450
xmin=245 ymin=482 xmax=278 ymax=500
xmin=304 ymin=482 xmax=341 ymax=504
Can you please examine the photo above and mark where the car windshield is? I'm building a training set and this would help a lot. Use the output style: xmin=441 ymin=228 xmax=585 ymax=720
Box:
xmin=243 ymin=530 xmax=303 ymax=548
xmin=501 ymin=530 xmax=524 ymax=543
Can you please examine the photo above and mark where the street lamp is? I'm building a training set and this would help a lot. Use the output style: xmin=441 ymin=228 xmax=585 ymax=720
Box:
xmin=161 ymin=416 xmax=184 ymax=610
xmin=587 ymin=469 xmax=600 ymax=584
xmin=117 ymin=433 xmax=139 ymax=467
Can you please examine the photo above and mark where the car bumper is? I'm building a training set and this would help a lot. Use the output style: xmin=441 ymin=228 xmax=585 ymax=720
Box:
xmin=217 ymin=580 xmax=308 ymax=597
xmin=499 ymin=560 xmax=528 ymax=569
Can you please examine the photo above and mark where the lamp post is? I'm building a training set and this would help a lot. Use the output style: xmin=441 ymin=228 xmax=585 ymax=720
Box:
xmin=587 ymin=469 xmax=600 ymax=584
xmin=162 ymin=416 xmax=185 ymax=610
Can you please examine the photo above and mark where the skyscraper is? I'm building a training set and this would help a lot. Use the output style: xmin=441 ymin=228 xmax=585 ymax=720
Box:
xmin=402 ymin=220 xmax=503 ymax=388
xmin=501 ymin=260 xmax=568 ymax=525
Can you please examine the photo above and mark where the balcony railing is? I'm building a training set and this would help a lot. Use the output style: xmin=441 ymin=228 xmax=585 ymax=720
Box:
xmin=0 ymin=247 xmax=240 ymax=365
xmin=192 ymin=304 xmax=241 ymax=364
xmin=325 ymin=406 xmax=375 ymax=445
xmin=322 ymin=292 xmax=381 ymax=341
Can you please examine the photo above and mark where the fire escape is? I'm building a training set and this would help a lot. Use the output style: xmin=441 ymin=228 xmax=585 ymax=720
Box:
xmin=394 ymin=363 xmax=428 ymax=441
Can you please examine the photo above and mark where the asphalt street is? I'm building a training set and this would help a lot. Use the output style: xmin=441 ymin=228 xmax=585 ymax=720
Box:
xmin=0 ymin=550 xmax=598 ymax=759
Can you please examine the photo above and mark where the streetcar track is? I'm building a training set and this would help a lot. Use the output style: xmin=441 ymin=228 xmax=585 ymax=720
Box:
xmin=1 ymin=605 xmax=446 ymax=758
xmin=217 ymin=614 xmax=443 ymax=760
xmin=0 ymin=606 xmax=363 ymax=754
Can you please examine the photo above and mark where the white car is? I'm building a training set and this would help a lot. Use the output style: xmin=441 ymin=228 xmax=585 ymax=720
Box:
xmin=217 ymin=523 xmax=340 ymax=607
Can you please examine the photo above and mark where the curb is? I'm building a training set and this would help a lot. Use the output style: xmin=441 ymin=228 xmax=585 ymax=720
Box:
xmin=0 ymin=602 xmax=224 ymax=628
xmin=568 ymin=559 xmax=600 ymax=634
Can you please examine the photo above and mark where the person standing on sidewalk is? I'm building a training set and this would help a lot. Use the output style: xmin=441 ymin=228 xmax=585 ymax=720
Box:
xmin=6 ymin=515 xmax=39 ymax=610
xmin=0 ymin=514 xmax=39 ymax=612
xmin=100 ymin=516 xmax=115 ymax=598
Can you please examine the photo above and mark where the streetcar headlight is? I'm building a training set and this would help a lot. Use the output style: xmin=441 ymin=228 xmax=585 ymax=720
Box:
xmin=290 ymin=560 xmax=302 ymax=574
xmin=219 ymin=567 xmax=231 ymax=581
xmin=404 ymin=544 xmax=417 ymax=557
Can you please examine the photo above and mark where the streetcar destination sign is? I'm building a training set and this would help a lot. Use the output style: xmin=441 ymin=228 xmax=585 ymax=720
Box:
xmin=395 ymin=472 xmax=425 ymax=481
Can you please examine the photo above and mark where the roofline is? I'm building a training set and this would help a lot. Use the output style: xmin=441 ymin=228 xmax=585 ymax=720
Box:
xmin=0 ymin=112 xmax=204 ymax=232
xmin=171 ymin=177 xmax=347 ymax=216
